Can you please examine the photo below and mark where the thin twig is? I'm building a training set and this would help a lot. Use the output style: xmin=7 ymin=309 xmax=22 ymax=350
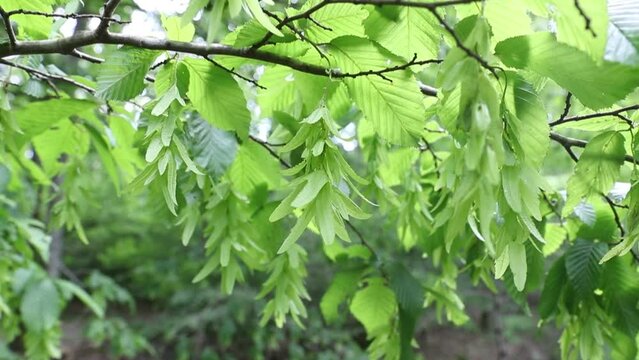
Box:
xmin=6 ymin=9 xmax=129 ymax=24
xmin=603 ymin=195 xmax=625 ymax=237
xmin=203 ymin=56 xmax=265 ymax=89
xmin=96 ymin=0 xmax=122 ymax=35
xmin=0 ymin=6 xmax=17 ymax=50
xmin=550 ymin=104 xmax=639 ymax=127
xmin=428 ymin=8 xmax=498 ymax=77
xmin=0 ymin=59 xmax=95 ymax=93
xmin=558 ymin=92 xmax=572 ymax=122
xmin=69 ymin=49 xmax=104 ymax=63
xmin=249 ymin=135 xmax=291 ymax=167
xmin=574 ymin=0 xmax=596 ymax=37
xmin=550 ymin=132 xmax=638 ymax=164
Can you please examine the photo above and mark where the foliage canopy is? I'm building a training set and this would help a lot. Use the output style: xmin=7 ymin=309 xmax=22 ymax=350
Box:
xmin=1 ymin=0 xmax=639 ymax=358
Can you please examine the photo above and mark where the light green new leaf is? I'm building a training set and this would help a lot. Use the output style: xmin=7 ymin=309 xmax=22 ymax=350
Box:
xmin=14 ymin=99 xmax=94 ymax=139
xmin=504 ymin=74 xmax=549 ymax=167
xmin=184 ymin=59 xmax=251 ymax=138
xmin=161 ymin=16 xmax=195 ymax=42
xmin=244 ymin=0 xmax=283 ymax=36
xmin=300 ymin=2 xmax=369 ymax=43
xmin=508 ymin=241 xmax=527 ymax=291
xmin=495 ymin=33 xmax=639 ymax=109
xmin=350 ymin=280 xmax=397 ymax=336
xmin=320 ymin=270 xmax=362 ymax=323
xmin=330 ymin=36 xmax=425 ymax=145
xmin=96 ymin=48 xmax=158 ymax=100
xmin=32 ymin=119 xmax=90 ymax=175
xmin=544 ymin=0 xmax=608 ymax=61
xmin=3 ymin=0 xmax=53 ymax=39
xmin=365 ymin=7 xmax=442 ymax=60
xmin=563 ymin=131 xmax=625 ymax=215
xmin=228 ymin=141 xmax=283 ymax=195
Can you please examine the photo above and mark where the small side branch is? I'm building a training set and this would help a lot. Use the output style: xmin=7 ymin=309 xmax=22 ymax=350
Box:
xmin=550 ymin=132 xmax=638 ymax=165
xmin=574 ymin=0 xmax=596 ymax=37
xmin=6 ymin=9 xmax=129 ymax=24
xmin=550 ymin=104 xmax=639 ymax=127
xmin=0 ymin=59 xmax=95 ymax=93
xmin=0 ymin=6 xmax=17 ymax=50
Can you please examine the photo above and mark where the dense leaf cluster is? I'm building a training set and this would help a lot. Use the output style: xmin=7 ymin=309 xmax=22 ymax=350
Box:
xmin=1 ymin=0 xmax=639 ymax=359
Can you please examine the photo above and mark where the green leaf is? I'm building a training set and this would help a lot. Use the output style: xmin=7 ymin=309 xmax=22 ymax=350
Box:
xmin=504 ymin=74 xmax=549 ymax=167
xmin=56 ymin=280 xmax=104 ymax=319
xmin=96 ymin=48 xmax=158 ymax=100
xmin=291 ymin=171 xmax=328 ymax=208
xmin=184 ymin=59 xmax=251 ymax=138
xmin=606 ymin=0 xmax=639 ymax=65
xmin=508 ymin=241 xmax=527 ymax=292
xmin=14 ymin=99 xmax=94 ymax=139
xmin=539 ymin=256 xmax=567 ymax=319
xmin=549 ymin=0 xmax=608 ymax=61
xmin=185 ymin=118 xmax=238 ymax=179
xmin=32 ymin=119 xmax=90 ymax=175
xmin=330 ymin=36 xmax=425 ymax=145
xmin=161 ymin=16 xmax=195 ymax=42
xmin=20 ymin=278 xmax=61 ymax=332
xmin=300 ymin=2 xmax=369 ymax=43
xmin=244 ymin=0 xmax=283 ymax=36
xmin=495 ymin=33 xmax=639 ymax=109
xmin=228 ymin=141 xmax=283 ymax=195
xmin=3 ymin=0 xmax=53 ymax=39
xmin=350 ymin=279 xmax=397 ymax=335
xmin=565 ymin=240 xmax=607 ymax=300
xmin=387 ymin=262 xmax=424 ymax=360
xmin=320 ymin=270 xmax=362 ymax=323
xmin=365 ymin=7 xmax=441 ymax=60
xmin=563 ymin=131 xmax=626 ymax=215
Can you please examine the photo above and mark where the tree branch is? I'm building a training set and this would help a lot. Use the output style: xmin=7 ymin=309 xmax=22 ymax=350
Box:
xmin=0 ymin=6 xmax=17 ymax=50
xmin=549 ymin=104 xmax=639 ymax=127
xmin=550 ymin=132 xmax=638 ymax=165
xmin=6 ymin=9 xmax=128 ymax=24
xmin=574 ymin=0 xmax=596 ymax=37
xmin=0 ymin=59 xmax=95 ymax=93
xmin=428 ymin=8 xmax=498 ymax=77
xmin=96 ymin=0 xmax=122 ymax=35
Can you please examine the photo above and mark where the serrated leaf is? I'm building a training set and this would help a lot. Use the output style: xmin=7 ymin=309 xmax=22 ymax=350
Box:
xmin=350 ymin=280 xmax=397 ymax=335
xmin=14 ymin=99 xmax=94 ymax=139
xmin=20 ymin=279 xmax=61 ymax=332
xmin=320 ymin=270 xmax=361 ymax=323
xmin=564 ymin=131 xmax=626 ymax=215
xmin=505 ymin=74 xmax=549 ymax=167
xmin=539 ymin=256 xmax=567 ymax=319
xmin=96 ymin=48 xmax=157 ymax=100
xmin=228 ymin=141 xmax=283 ymax=195
xmin=185 ymin=118 xmax=238 ymax=179
xmin=365 ymin=7 xmax=441 ymax=60
xmin=184 ymin=59 xmax=251 ymax=137
xmin=330 ymin=36 xmax=424 ymax=145
xmin=565 ymin=240 xmax=607 ymax=299
xmin=161 ymin=16 xmax=195 ymax=42
xmin=495 ymin=33 xmax=639 ymax=109
xmin=301 ymin=2 xmax=368 ymax=43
